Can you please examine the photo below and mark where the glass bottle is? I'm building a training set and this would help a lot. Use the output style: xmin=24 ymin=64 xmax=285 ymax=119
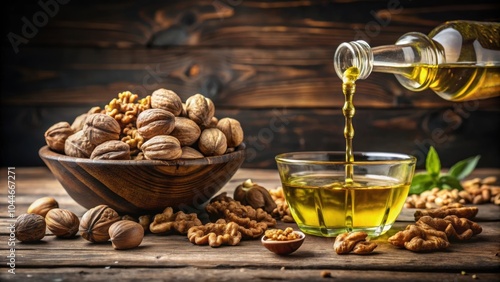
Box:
xmin=333 ymin=21 xmax=500 ymax=101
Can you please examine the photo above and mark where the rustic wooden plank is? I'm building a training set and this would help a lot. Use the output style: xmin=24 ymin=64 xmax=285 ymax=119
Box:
xmin=1 ymin=267 xmax=499 ymax=282
xmin=1 ymin=168 xmax=499 ymax=278
xmin=3 ymin=47 xmax=500 ymax=109
xmin=2 ymin=106 xmax=499 ymax=168
xmin=0 ymin=221 xmax=498 ymax=271
xmin=3 ymin=0 xmax=499 ymax=49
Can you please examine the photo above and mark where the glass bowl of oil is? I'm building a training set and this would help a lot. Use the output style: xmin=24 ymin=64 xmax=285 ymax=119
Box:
xmin=275 ymin=151 xmax=416 ymax=237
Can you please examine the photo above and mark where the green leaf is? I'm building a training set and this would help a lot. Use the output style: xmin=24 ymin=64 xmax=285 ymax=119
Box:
xmin=448 ymin=155 xmax=481 ymax=180
xmin=410 ymin=173 xmax=435 ymax=194
xmin=437 ymin=175 xmax=463 ymax=190
xmin=426 ymin=146 xmax=441 ymax=178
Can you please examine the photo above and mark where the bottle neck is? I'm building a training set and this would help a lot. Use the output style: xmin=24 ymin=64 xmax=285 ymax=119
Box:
xmin=334 ymin=33 xmax=443 ymax=91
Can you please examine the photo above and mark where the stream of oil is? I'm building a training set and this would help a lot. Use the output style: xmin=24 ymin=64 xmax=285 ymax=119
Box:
xmin=342 ymin=67 xmax=359 ymax=183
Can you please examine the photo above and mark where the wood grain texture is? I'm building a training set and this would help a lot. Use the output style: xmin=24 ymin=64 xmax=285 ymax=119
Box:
xmin=0 ymin=168 xmax=499 ymax=282
xmin=2 ymin=0 xmax=500 ymax=169
xmin=4 ymin=47 xmax=500 ymax=109
xmin=3 ymin=0 xmax=499 ymax=48
xmin=38 ymin=144 xmax=245 ymax=215
xmin=2 ymin=107 xmax=499 ymax=168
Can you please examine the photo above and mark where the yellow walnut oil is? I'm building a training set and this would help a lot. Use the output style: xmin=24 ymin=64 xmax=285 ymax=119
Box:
xmin=282 ymin=173 xmax=409 ymax=237
xmin=398 ymin=64 xmax=500 ymax=101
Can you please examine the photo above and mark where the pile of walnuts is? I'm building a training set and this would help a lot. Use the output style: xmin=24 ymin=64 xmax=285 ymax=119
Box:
xmin=44 ymin=89 xmax=244 ymax=160
xmin=388 ymin=204 xmax=482 ymax=252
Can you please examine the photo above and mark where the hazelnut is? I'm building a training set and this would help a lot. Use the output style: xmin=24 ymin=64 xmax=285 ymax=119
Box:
xmin=44 ymin=121 xmax=75 ymax=153
xmin=217 ymin=118 xmax=244 ymax=147
xmin=109 ymin=220 xmax=144 ymax=250
xmin=27 ymin=196 xmax=59 ymax=217
xmin=45 ymin=208 xmax=80 ymax=238
xmin=15 ymin=213 xmax=46 ymax=242
xmin=80 ymin=205 xmax=121 ymax=243
xmin=198 ymin=128 xmax=227 ymax=156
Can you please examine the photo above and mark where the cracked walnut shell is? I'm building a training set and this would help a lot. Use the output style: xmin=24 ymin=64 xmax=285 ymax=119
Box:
xmin=187 ymin=220 xmax=242 ymax=247
xmin=136 ymin=108 xmax=175 ymax=139
xmin=234 ymin=179 xmax=277 ymax=214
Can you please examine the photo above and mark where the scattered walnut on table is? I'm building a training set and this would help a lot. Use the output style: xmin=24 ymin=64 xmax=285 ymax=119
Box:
xmin=206 ymin=194 xmax=276 ymax=239
xmin=416 ymin=215 xmax=482 ymax=241
xmin=333 ymin=232 xmax=377 ymax=255
xmin=149 ymin=207 xmax=202 ymax=235
xmin=414 ymin=204 xmax=478 ymax=220
xmin=388 ymin=224 xmax=450 ymax=252
xmin=269 ymin=187 xmax=295 ymax=223
xmin=187 ymin=219 xmax=242 ymax=248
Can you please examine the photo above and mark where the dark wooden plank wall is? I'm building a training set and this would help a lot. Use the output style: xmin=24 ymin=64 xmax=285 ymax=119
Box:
xmin=1 ymin=0 xmax=500 ymax=168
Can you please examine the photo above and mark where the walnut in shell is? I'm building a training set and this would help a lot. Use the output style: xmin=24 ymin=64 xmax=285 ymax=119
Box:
xmin=180 ymin=147 xmax=204 ymax=159
xmin=151 ymin=88 xmax=183 ymax=116
xmin=15 ymin=213 xmax=46 ymax=242
xmin=170 ymin=117 xmax=201 ymax=146
xmin=44 ymin=122 xmax=75 ymax=153
xmin=64 ymin=130 xmax=96 ymax=158
xmin=217 ymin=118 xmax=244 ymax=148
xmin=198 ymin=128 xmax=227 ymax=156
xmin=83 ymin=113 xmax=121 ymax=145
xmin=90 ymin=140 xmax=131 ymax=160
xmin=79 ymin=205 xmax=121 ymax=243
xmin=136 ymin=108 xmax=175 ymax=139
xmin=141 ymin=135 xmax=182 ymax=160
xmin=185 ymin=94 xmax=213 ymax=127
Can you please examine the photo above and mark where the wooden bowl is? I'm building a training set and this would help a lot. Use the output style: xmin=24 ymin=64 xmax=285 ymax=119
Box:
xmin=261 ymin=231 xmax=305 ymax=255
xmin=39 ymin=144 xmax=246 ymax=215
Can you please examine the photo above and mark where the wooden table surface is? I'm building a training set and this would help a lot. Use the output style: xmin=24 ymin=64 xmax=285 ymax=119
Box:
xmin=1 ymin=167 xmax=499 ymax=281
